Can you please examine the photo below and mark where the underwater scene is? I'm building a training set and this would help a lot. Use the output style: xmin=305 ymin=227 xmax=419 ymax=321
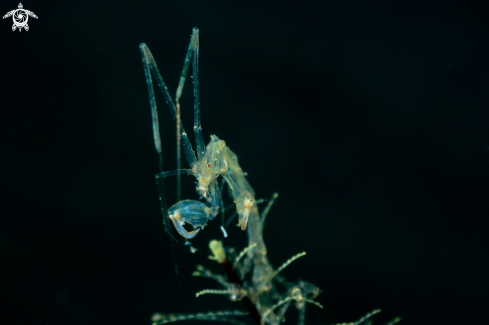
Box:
xmin=1 ymin=1 xmax=488 ymax=324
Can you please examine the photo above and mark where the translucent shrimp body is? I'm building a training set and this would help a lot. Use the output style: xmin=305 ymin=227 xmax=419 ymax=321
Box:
xmin=166 ymin=134 xmax=256 ymax=239
xmin=141 ymin=28 xmax=399 ymax=325
xmin=140 ymin=28 xmax=255 ymax=240
xmin=193 ymin=135 xmax=255 ymax=230
xmin=198 ymin=135 xmax=271 ymax=295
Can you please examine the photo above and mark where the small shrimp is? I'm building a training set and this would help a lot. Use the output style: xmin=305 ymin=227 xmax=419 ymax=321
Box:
xmin=141 ymin=28 xmax=399 ymax=325
xmin=139 ymin=28 xmax=255 ymax=240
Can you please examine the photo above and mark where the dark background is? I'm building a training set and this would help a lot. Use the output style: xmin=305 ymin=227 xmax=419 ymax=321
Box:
xmin=1 ymin=0 xmax=488 ymax=324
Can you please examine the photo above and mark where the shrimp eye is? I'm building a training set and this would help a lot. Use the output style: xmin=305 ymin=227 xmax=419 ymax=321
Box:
xmin=207 ymin=163 xmax=211 ymax=169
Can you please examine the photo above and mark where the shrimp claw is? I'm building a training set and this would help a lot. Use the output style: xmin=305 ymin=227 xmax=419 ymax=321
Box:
xmin=168 ymin=200 xmax=217 ymax=239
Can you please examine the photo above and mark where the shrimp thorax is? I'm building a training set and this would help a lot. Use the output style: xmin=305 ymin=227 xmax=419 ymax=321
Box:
xmin=191 ymin=135 xmax=228 ymax=201
xmin=189 ymin=135 xmax=255 ymax=231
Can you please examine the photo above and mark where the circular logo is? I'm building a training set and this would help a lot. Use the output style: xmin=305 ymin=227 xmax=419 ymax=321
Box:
xmin=13 ymin=9 xmax=28 ymax=28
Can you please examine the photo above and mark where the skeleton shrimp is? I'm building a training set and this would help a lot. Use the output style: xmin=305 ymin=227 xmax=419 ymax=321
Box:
xmin=140 ymin=28 xmax=255 ymax=241
xmin=140 ymin=28 xmax=398 ymax=325
xmin=140 ymin=26 xmax=276 ymax=297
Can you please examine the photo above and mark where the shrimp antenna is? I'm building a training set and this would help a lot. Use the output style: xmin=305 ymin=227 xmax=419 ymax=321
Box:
xmin=175 ymin=28 xmax=205 ymax=159
xmin=191 ymin=28 xmax=205 ymax=160
xmin=140 ymin=43 xmax=177 ymax=241
xmin=174 ymin=28 xmax=204 ymax=201
xmin=139 ymin=41 xmax=201 ymax=240
xmin=139 ymin=43 xmax=197 ymax=168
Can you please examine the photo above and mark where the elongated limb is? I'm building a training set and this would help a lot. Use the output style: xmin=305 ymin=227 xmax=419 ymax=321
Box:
xmin=172 ymin=28 xmax=205 ymax=203
xmin=139 ymin=43 xmax=197 ymax=168
xmin=155 ymin=169 xmax=190 ymax=179
xmin=219 ymin=179 xmax=227 ymax=237
xmin=174 ymin=33 xmax=193 ymax=202
xmin=191 ymin=28 xmax=205 ymax=160
xmin=261 ymin=192 xmax=279 ymax=227
xmin=172 ymin=28 xmax=203 ymax=200
xmin=175 ymin=28 xmax=205 ymax=162
xmin=155 ymin=175 xmax=178 ymax=241
xmin=140 ymin=42 xmax=199 ymax=238
xmin=151 ymin=310 xmax=249 ymax=325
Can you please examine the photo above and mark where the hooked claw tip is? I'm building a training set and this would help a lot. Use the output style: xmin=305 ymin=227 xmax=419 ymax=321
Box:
xmin=169 ymin=212 xmax=201 ymax=239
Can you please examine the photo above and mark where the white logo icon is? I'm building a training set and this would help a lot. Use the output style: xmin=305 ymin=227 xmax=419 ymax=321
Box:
xmin=3 ymin=3 xmax=37 ymax=32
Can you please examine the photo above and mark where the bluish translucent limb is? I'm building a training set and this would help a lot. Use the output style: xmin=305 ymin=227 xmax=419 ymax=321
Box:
xmin=155 ymin=169 xmax=190 ymax=179
xmin=191 ymin=28 xmax=205 ymax=160
xmin=139 ymin=43 xmax=197 ymax=168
